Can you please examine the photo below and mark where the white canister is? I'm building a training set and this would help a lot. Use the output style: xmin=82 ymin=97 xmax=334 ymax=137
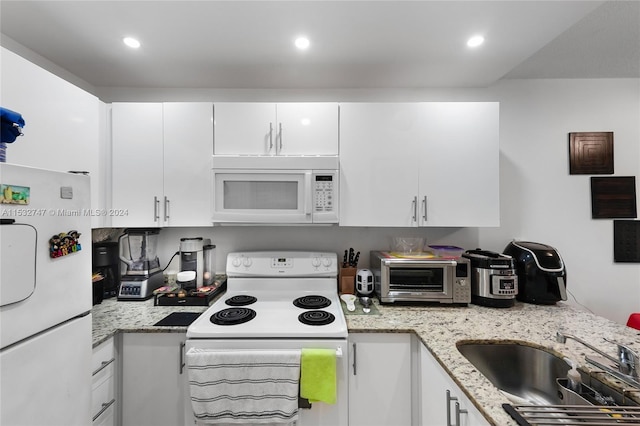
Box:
xmin=356 ymin=269 xmax=374 ymax=296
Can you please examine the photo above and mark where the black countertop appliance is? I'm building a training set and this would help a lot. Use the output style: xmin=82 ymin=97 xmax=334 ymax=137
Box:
xmin=503 ymin=241 xmax=567 ymax=305
xmin=462 ymin=249 xmax=518 ymax=308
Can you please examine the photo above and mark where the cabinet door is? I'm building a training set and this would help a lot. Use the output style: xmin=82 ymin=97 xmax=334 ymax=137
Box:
xmin=275 ymin=103 xmax=339 ymax=155
xmin=419 ymin=102 xmax=499 ymax=227
xmin=163 ymin=103 xmax=213 ymax=226
xmin=121 ymin=333 xmax=194 ymax=426
xmin=349 ymin=333 xmax=413 ymax=426
xmin=339 ymin=103 xmax=421 ymax=226
xmin=213 ymin=103 xmax=276 ymax=155
xmin=111 ymin=103 xmax=164 ymax=227
xmin=419 ymin=344 xmax=489 ymax=426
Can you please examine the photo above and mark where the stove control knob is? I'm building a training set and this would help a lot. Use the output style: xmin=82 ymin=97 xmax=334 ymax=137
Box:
xmin=231 ymin=256 xmax=242 ymax=267
xmin=322 ymin=257 xmax=332 ymax=267
xmin=312 ymin=257 xmax=321 ymax=267
xmin=242 ymin=257 xmax=253 ymax=267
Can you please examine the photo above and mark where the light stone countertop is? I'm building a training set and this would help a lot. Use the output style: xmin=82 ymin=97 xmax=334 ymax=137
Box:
xmin=91 ymin=295 xmax=640 ymax=426
xmin=346 ymin=300 xmax=640 ymax=425
xmin=91 ymin=297 xmax=214 ymax=347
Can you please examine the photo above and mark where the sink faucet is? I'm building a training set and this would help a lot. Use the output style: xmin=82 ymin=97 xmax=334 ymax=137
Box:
xmin=556 ymin=331 xmax=639 ymax=383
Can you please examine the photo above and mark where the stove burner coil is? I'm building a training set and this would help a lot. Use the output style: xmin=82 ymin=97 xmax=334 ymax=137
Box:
xmin=298 ymin=310 xmax=335 ymax=326
xmin=225 ymin=295 xmax=257 ymax=306
xmin=293 ymin=295 xmax=331 ymax=309
xmin=210 ymin=308 xmax=256 ymax=325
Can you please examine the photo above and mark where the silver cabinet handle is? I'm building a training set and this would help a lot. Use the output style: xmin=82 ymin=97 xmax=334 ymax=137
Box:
xmin=455 ymin=402 xmax=467 ymax=426
xmin=412 ymin=196 xmax=418 ymax=222
xmin=153 ymin=196 xmax=160 ymax=221
xmin=446 ymin=390 xmax=467 ymax=426
xmin=92 ymin=357 xmax=115 ymax=376
xmin=164 ymin=196 xmax=170 ymax=221
xmin=180 ymin=342 xmax=186 ymax=374
xmin=269 ymin=122 xmax=274 ymax=151
xmin=446 ymin=390 xmax=457 ymax=426
xmin=278 ymin=122 xmax=283 ymax=152
xmin=352 ymin=342 xmax=357 ymax=375
xmin=92 ymin=398 xmax=116 ymax=422
xmin=422 ymin=196 xmax=427 ymax=222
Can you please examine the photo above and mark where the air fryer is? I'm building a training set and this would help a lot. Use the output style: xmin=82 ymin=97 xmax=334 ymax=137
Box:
xmin=503 ymin=241 xmax=567 ymax=305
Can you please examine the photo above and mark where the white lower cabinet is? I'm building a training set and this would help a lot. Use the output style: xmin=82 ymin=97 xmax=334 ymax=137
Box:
xmin=92 ymin=337 xmax=117 ymax=426
xmin=121 ymin=333 xmax=195 ymax=426
xmin=348 ymin=333 xmax=414 ymax=426
xmin=419 ymin=343 xmax=489 ymax=426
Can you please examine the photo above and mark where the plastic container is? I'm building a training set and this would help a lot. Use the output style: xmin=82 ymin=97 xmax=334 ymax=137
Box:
xmin=203 ymin=244 xmax=216 ymax=286
xmin=428 ymin=245 xmax=465 ymax=258
xmin=392 ymin=237 xmax=426 ymax=254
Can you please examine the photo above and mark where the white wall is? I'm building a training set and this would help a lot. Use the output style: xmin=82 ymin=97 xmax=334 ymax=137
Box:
xmin=480 ymin=78 xmax=640 ymax=325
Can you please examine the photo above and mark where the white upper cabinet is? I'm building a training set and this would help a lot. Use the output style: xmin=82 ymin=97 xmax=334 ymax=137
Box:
xmin=340 ymin=103 xmax=422 ymax=227
xmin=213 ymin=102 xmax=339 ymax=156
xmin=419 ymin=102 xmax=499 ymax=227
xmin=111 ymin=102 xmax=213 ymax=227
xmin=111 ymin=103 xmax=164 ymax=228
xmin=339 ymin=102 xmax=499 ymax=227
xmin=162 ymin=102 xmax=213 ymax=227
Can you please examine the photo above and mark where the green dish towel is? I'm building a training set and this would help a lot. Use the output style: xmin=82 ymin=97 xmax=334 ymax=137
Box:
xmin=300 ymin=348 xmax=337 ymax=404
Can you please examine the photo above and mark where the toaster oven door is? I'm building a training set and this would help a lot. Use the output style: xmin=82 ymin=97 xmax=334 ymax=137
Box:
xmin=383 ymin=263 xmax=453 ymax=301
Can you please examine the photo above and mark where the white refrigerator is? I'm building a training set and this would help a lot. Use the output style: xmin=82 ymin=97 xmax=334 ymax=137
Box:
xmin=0 ymin=163 xmax=92 ymax=426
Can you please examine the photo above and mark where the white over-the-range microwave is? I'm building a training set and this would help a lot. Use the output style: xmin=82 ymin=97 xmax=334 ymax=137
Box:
xmin=211 ymin=156 xmax=339 ymax=224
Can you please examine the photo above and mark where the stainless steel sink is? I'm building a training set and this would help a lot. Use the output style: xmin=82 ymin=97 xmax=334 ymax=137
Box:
xmin=457 ymin=341 xmax=640 ymax=424
xmin=456 ymin=341 xmax=570 ymax=405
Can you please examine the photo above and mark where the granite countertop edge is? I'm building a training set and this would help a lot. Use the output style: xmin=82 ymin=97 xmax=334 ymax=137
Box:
xmin=92 ymin=297 xmax=640 ymax=426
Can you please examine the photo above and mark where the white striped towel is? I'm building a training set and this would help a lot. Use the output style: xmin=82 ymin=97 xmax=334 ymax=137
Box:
xmin=186 ymin=348 xmax=301 ymax=425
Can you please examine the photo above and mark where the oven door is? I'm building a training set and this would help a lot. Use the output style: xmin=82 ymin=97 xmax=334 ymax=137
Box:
xmin=212 ymin=169 xmax=313 ymax=224
xmin=381 ymin=261 xmax=455 ymax=302
xmin=184 ymin=339 xmax=348 ymax=426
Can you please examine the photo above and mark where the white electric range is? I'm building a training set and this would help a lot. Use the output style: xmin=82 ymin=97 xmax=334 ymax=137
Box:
xmin=185 ymin=251 xmax=348 ymax=426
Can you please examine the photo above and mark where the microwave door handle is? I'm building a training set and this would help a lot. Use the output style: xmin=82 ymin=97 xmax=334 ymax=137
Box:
xmin=304 ymin=172 xmax=312 ymax=215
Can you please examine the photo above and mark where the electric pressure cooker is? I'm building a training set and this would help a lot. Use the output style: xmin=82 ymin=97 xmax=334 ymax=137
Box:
xmin=462 ymin=249 xmax=518 ymax=308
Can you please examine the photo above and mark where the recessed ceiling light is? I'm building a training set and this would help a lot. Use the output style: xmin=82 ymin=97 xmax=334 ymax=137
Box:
xmin=123 ymin=37 xmax=141 ymax=49
xmin=467 ymin=35 xmax=485 ymax=48
xmin=294 ymin=36 xmax=310 ymax=50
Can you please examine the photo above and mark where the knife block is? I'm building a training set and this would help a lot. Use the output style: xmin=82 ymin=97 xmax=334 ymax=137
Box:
xmin=339 ymin=267 xmax=356 ymax=294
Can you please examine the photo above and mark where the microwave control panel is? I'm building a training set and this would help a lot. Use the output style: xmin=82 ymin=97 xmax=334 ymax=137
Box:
xmin=314 ymin=175 xmax=335 ymax=212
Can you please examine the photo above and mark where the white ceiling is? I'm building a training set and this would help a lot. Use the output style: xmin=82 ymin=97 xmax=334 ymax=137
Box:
xmin=0 ymin=1 xmax=638 ymax=90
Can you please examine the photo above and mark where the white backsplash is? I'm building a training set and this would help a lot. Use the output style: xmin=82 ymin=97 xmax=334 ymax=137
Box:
xmin=156 ymin=226 xmax=482 ymax=275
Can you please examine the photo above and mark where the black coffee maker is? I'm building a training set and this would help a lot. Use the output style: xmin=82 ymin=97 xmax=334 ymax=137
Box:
xmin=92 ymin=241 xmax=120 ymax=301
